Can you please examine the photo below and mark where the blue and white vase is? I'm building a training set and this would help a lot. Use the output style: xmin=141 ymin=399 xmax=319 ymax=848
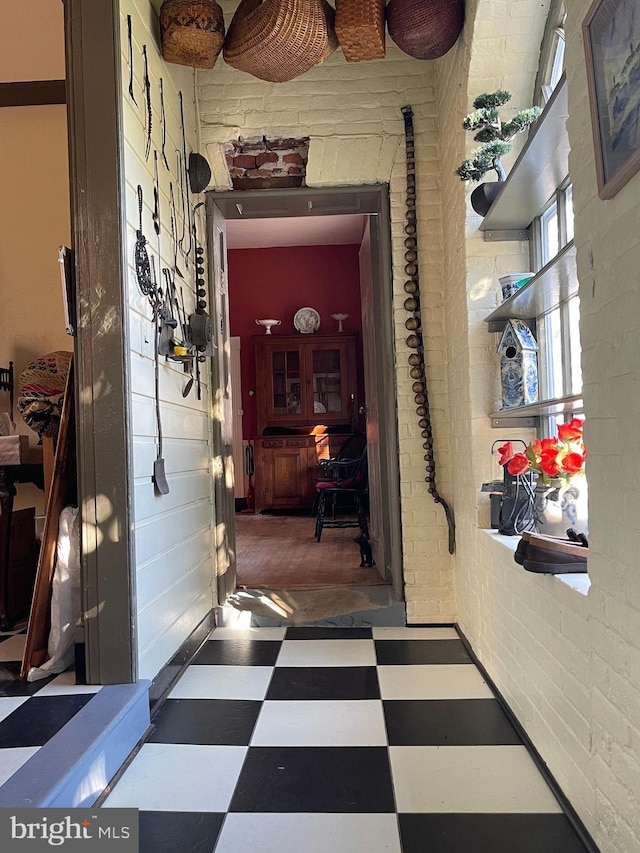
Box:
xmin=533 ymin=475 xmax=588 ymax=538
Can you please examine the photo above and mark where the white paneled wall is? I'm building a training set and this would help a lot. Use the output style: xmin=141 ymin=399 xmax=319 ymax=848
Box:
xmin=121 ymin=0 xmax=215 ymax=681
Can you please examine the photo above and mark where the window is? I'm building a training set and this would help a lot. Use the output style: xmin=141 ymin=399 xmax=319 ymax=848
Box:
xmin=530 ymin=181 xmax=583 ymax=436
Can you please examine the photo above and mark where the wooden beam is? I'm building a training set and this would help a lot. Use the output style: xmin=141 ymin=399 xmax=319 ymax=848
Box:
xmin=0 ymin=80 xmax=66 ymax=108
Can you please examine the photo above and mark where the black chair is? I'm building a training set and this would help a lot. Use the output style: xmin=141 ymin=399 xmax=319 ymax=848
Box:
xmin=311 ymin=432 xmax=367 ymax=517
xmin=314 ymin=447 xmax=369 ymax=542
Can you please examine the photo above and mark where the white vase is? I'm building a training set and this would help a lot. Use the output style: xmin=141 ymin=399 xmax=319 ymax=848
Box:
xmin=533 ymin=475 xmax=588 ymax=537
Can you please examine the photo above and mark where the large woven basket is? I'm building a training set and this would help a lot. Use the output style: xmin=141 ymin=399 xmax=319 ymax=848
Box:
xmin=334 ymin=0 xmax=386 ymax=63
xmin=387 ymin=0 xmax=464 ymax=61
xmin=160 ymin=0 xmax=225 ymax=69
xmin=223 ymin=0 xmax=331 ymax=83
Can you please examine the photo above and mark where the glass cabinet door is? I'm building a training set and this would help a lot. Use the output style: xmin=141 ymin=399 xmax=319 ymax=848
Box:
xmin=312 ymin=348 xmax=343 ymax=415
xmin=271 ymin=349 xmax=301 ymax=416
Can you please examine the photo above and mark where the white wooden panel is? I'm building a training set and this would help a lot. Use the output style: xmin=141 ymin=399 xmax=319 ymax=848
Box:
xmin=133 ymin=436 xmax=210 ymax=480
xmin=122 ymin=0 xmax=215 ymax=683
xmin=138 ymin=591 xmax=210 ymax=682
xmin=136 ymin=529 xmax=214 ymax=609
xmin=136 ymin=559 xmax=212 ymax=655
xmin=134 ymin=473 xmax=211 ymax=521
xmin=134 ymin=498 xmax=213 ymax=564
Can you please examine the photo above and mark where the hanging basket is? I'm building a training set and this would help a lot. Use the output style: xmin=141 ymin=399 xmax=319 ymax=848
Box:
xmin=387 ymin=0 xmax=464 ymax=60
xmin=223 ymin=0 xmax=332 ymax=83
xmin=335 ymin=0 xmax=386 ymax=62
xmin=160 ymin=0 xmax=226 ymax=69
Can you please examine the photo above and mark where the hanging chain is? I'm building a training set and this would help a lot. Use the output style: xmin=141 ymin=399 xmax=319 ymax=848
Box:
xmin=401 ymin=105 xmax=456 ymax=554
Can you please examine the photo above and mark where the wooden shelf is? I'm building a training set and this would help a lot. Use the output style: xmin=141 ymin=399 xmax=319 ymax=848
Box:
xmin=479 ymin=75 xmax=570 ymax=235
xmin=485 ymin=241 xmax=577 ymax=331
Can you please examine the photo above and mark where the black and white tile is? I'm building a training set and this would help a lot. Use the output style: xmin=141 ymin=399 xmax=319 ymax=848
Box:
xmin=104 ymin=626 xmax=591 ymax=853
xmin=0 ymin=626 xmax=101 ymax=788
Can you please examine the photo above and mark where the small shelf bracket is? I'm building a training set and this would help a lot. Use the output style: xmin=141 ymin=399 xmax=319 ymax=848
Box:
xmin=491 ymin=416 xmax=538 ymax=429
xmin=483 ymin=229 xmax=530 ymax=242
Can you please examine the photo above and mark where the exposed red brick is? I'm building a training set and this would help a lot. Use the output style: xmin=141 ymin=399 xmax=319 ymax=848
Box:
xmin=229 ymin=167 xmax=245 ymax=177
xmin=232 ymin=175 xmax=304 ymax=191
xmin=256 ymin=152 xmax=278 ymax=166
xmin=225 ymin=154 xmax=234 ymax=166
xmin=233 ymin=154 xmax=256 ymax=169
xmin=283 ymin=152 xmax=304 ymax=165
xmin=287 ymin=166 xmax=302 ymax=175
xmin=267 ymin=137 xmax=309 ymax=150
xmin=246 ymin=168 xmax=277 ymax=178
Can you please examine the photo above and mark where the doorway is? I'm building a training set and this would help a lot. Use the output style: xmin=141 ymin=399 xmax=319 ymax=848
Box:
xmin=206 ymin=186 xmax=404 ymax=607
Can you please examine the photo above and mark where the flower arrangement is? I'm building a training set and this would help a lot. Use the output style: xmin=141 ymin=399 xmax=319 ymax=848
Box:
xmin=498 ymin=418 xmax=586 ymax=486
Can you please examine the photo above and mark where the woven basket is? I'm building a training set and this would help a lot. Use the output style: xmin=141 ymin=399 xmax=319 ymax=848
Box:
xmin=223 ymin=0 xmax=330 ymax=83
xmin=387 ymin=0 xmax=464 ymax=61
xmin=334 ymin=0 xmax=386 ymax=63
xmin=160 ymin=0 xmax=225 ymax=69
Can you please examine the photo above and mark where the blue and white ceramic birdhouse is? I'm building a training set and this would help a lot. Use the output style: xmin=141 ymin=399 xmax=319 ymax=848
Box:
xmin=497 ymin=319 xmax=539 ymax=408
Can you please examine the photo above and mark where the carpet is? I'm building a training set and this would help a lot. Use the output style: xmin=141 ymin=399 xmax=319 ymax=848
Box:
xmin=226 ymin=586 xmax=384 ymax=625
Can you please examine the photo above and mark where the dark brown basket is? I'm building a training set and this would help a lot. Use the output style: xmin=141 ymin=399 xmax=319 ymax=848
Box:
xmin=387 ymin=0 xmax=464 ymax=60
xmin=223 ymin=0 xmax=331 ymax=83
xmin=334 ymin=0 xmax=386 ymax=63
xmin=160 ymin=0 xmax=225 ymax=69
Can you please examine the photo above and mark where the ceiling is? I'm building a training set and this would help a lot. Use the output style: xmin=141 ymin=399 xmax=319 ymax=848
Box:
xmin=226 ymin=214 xmax=366 ymax=249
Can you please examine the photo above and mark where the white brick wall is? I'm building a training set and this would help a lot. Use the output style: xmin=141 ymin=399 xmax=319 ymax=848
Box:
xmin=436 ymin=1 xmax=640 ymax=850
xmin=198 ymin=8 xmax=455 ymax=617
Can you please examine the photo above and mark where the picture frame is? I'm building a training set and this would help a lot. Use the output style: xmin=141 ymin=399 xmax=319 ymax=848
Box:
xmin=583 ymin=0 xmax=640 ymax=199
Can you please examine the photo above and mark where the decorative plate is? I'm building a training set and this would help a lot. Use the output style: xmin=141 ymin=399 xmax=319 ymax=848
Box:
xmin=293 ymin=306 xmax=321 ymax=334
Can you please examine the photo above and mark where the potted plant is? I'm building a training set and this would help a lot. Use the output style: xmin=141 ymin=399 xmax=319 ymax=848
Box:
xmin=456 ymin=90 xmax=542 ymax=215
xmin=497 ymin=419 xmax=588 ymax=537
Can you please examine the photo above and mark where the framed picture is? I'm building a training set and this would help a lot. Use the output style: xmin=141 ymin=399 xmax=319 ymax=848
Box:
xmin=583 ymin=0 xmax=640 ymax=199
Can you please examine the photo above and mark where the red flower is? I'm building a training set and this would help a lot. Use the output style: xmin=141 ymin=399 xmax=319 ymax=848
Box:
xmin=498 ymin=442 xmax=515 ymax=466
xmin=540 ymin=448 xmax=561 ymax=477
xmin=558 ymin=418 xmax=583 ymax=442
xmin=563 ymin=451 xmax=585 ymax=474
xmin=507 ymin=453 xmax=529 ymax=475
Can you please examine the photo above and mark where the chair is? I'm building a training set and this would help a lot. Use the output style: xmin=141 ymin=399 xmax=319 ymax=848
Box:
xmin=311 ymin=432 xmax=367 ymax=515
xmin=314 ymin=445 xmax=369 ymax=542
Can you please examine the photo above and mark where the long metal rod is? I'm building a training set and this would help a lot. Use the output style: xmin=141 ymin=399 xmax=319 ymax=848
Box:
xmin=401 ymin=105 xmax=456 ymax=554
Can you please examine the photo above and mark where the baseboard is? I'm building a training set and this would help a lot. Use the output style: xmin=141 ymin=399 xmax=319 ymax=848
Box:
xmin=0 ymin=680 xmax=151 ymax=808
xmin=148 ymin=610 xmax=216 ymax=715
xmin=455 ymin=625 xmax=600 ymax=853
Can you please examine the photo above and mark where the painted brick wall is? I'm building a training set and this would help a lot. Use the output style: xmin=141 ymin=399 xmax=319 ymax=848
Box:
xmin=198 ymin=7 xmax=456 ymax=620
xmin=437 ymin=1 xmax=640 ymax=850
xmin=121 ymin=0 xmax=215 ymax=681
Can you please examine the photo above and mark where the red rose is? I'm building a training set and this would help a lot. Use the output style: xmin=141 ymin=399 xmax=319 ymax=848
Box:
xmin=507 ymin=453 xmax=530 ymax=475
xmin=563 ymin=452 xmax=585 ymax=474
xmin=558 ymin=419 xmax=583 ymax=442
xmin=540 ymin=448 xmax=561 ymax=477
xmin=498 ymin=442 xmax=515 ymax=466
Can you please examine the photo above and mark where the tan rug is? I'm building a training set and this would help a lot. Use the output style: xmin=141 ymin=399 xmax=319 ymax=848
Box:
xmin=235 ymin=513 xmax=389 ymax=589
xmin=226 ymin=586 xmax=384 ymax=625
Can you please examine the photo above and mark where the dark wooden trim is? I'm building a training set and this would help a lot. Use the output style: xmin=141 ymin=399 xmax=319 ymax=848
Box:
xmin=0 ymin=80 xmax=66 ymax=107
xmin=207 ymin=185 xmax=404 ymax=602
xmin=148 ymin=611 xmax=216 ymax=716
xmin=65 ymin=0 xmax=136 ymax=684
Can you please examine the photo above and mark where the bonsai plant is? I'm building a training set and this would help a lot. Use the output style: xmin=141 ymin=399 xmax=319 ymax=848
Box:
xmin=456 ymin=90 xmax=542 ymax=215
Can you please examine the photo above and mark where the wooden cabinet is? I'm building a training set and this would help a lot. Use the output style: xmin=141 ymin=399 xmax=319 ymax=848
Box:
xmin=255 ymin=334 xmax=358 ymax=434
xmin=253 ymin=431 xmax=349 ymax=513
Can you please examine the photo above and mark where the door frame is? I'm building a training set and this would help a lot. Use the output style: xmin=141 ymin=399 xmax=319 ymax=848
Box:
xmin=66 ymin=0 xmax=136 ymax=683
xmin=207 ymin=185 xmax=404 ymax=600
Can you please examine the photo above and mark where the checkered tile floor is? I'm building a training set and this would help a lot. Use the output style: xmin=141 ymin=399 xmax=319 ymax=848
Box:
xmin=0 ymin=625 xmax=101 ymax=788
xmin=104 ymin=627 xmax=590 ymax=853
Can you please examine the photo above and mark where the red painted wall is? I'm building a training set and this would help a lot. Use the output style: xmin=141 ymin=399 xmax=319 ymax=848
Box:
xmin=228 ymin=244 xmax=363 ymax=439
